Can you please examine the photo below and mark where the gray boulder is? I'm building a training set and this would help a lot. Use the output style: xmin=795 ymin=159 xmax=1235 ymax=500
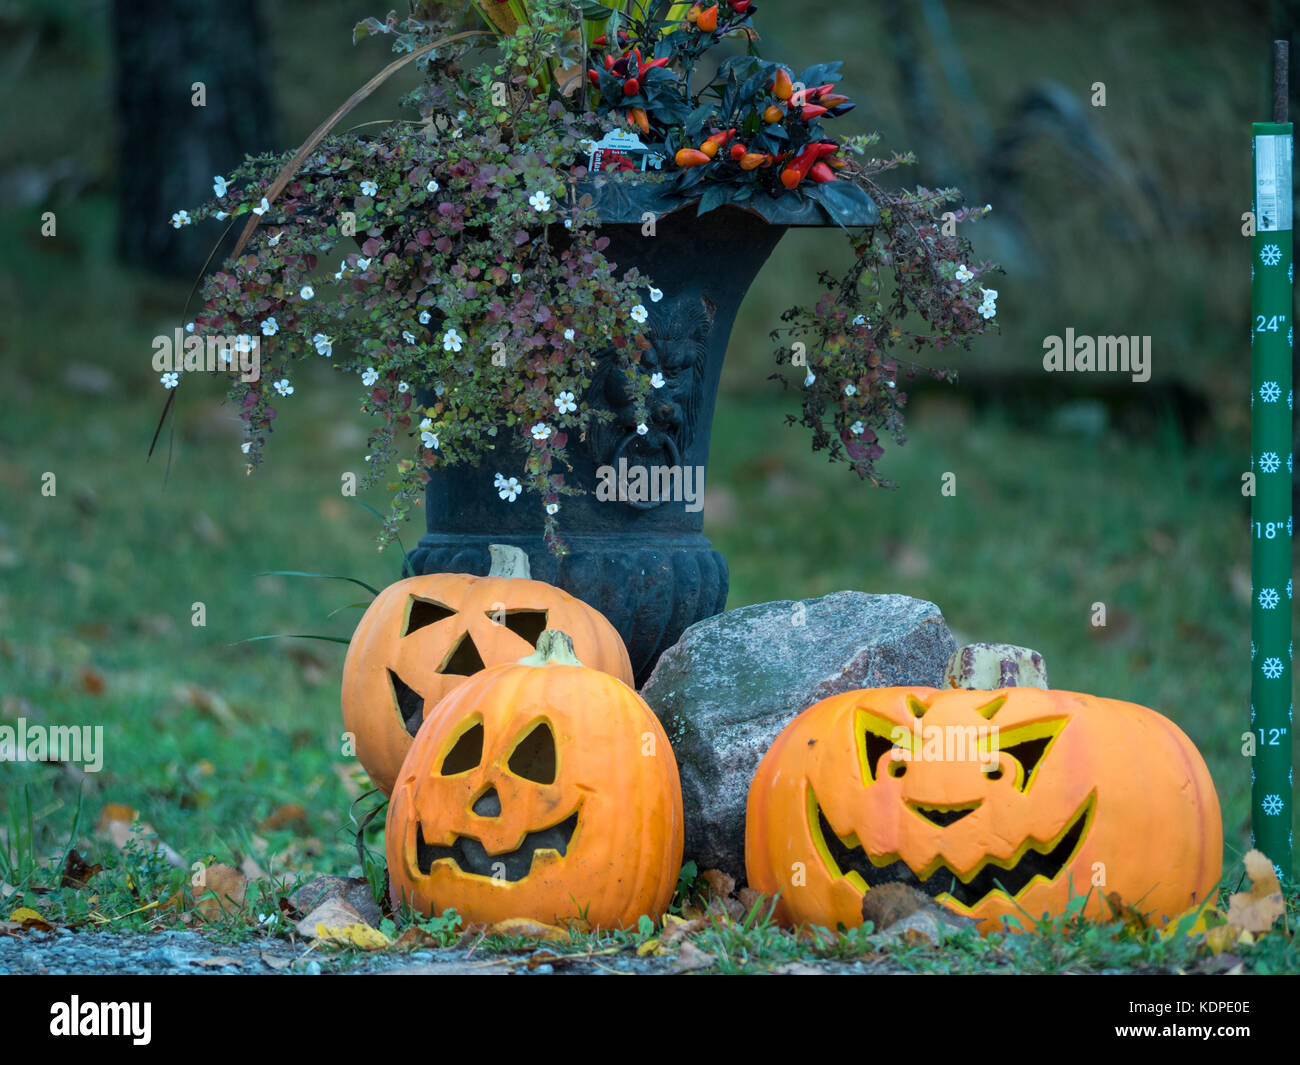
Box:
xmin=640 ymin=591 xmax=956 ymax=882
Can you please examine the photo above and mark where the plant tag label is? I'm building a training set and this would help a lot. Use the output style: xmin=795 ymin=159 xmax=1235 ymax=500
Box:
xmin=587 ymin=130 xmax=665 ymax=173
xmin=1255 ymin=134 xmax=1292 ymax=232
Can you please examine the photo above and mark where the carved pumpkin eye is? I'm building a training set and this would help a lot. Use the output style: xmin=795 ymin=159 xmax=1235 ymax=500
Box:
xmin=488 ymin=609 xmax=549 ymax=647
xmin=404 ymin=597 xmax=456 ymax=635
xmin=507 ymin=722 xmax=557 ymax=785
xmin=388 ymin=669 xmax=426 ymax=738
xmin=440 ymin=722 xmax=484 ymax=775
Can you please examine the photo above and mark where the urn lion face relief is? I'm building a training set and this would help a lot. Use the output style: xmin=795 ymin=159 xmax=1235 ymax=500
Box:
xmin=407 ymin=181 xmax=878 ymax=683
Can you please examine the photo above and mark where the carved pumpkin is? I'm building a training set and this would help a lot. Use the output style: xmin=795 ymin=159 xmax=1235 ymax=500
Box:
xmin=387 ymin=630 xmax=683 ymax=929
xmin=342 ymin=545 xmax=634 ymax=796
xmin=745 ymin=686 xmax=1222 ymax=933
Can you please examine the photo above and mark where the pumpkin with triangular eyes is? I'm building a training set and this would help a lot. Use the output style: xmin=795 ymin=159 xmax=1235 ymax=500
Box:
xmin=745 ymin=686 xmax=1222 ymax=934
xmin=342 ymin=546 xmax=633 ymax=796
xmin=386 ymin=631 xmax=683 ymax=929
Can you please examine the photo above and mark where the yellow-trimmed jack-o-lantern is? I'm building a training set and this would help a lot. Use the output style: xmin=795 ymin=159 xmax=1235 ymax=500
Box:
xmin=386 ymin=630 xmax=683 ymax=929
xmin=342 ymin=545 xmax=633 ymax=796
xmin=745 ymin=686 xmax=1222 ymax=933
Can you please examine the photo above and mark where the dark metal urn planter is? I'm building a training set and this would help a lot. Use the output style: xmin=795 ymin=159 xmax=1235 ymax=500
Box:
xmin=405 ymin=176 xmax=878 ymax=684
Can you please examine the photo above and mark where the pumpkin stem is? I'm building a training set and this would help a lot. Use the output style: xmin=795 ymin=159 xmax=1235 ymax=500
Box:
xmin=519 ymin=629 xmax=585 ymax=667
xmin=943 ymin=643 xmax=1049 ymax=690
xmin=487 ymin=543 xmax=532 ymax=579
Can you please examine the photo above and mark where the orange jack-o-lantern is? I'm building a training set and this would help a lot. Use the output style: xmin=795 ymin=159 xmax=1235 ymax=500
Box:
xmin=745 ymin=686 xmax=1222 ymax=933
xmin=342 ymin=545 xmax=633 ymax=796
xmin=386 ymin=630 xmax=683 ymax=929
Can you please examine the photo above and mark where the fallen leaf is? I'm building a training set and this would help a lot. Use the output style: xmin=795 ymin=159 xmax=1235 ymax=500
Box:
xmin=96 ymin=802 xmax=139 ymax=828
xmin=172 ymin=683 xmax=238 ymax=729
xmin=636 ymin=938 xmax=663 ymax=957
xmin=258 ymin=803 xmax=310 ymax=834
xmin=79 ymin=666 xmax=106 ymax=695
xmin=671 ymin=940 xmax=716 ymax=973
xmin=660 ymin=913 xmax=706 ymax=946
xmin=259 ymin=952 xmax=294 ymax=971
xmin=193 ymin=956 xmax=240 ymax=968
xmin=487 ymin=917 xmax=570 ymax=941
xmin=1103 ymin=891 xmax=1150 ymax=934
xmin=7 ymin=906 xmax=53 ymax=932
xmin=193 ymin=863 xmax=248 ymax=920
xmin=296 ymin=899 xmax=369 ymax=938
xmin=240 ymin=854 xmax=267 ymax=881
xmin=61 ymin=849 xmax=102 ymax=890
xmin=772 ymin=962 xmax=826 ymax=975
xmin=392 ymin=926 xmax=441 ymax=952
xmin=737 ymin=888 xmax=768 ymax=918
xmin=316 ymin=921 xmax=391 ymax=950
xmin=1225 ymin=850 xmax=1286 ymax=934
xmin=698 ymin=868 xmax=735 ymax=900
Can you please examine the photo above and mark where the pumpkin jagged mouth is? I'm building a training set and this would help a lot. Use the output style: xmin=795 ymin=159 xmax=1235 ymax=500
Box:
xmin=414 ymin=810 xmax=580 ymax=882
xmin=810 ymin=793 xmax=1095 ymax=911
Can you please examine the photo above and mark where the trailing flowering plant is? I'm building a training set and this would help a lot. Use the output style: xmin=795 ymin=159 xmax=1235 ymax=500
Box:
xmin=172 ymin=0 xmax=998 ymax=553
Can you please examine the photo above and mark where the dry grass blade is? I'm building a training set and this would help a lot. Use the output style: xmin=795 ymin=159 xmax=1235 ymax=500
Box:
xmin=230 ymin=29 xmax=491 ymax=260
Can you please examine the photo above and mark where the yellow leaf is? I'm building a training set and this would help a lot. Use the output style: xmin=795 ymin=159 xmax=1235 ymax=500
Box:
xmin=488 ymin=917 xmax=570 ymax=941
xmin=315 ymin=922 xmax=392 ymax=950
xmin=1204 ymin=924 xmax=1236 ymax=955
xmin=637 ymin=938 xmax=662 ymax=957
xmin=8 ymin=907 xmax=43 ymax=923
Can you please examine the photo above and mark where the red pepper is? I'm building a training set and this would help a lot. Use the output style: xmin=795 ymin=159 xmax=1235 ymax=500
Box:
xmin=730 ymin=0 xmax=752 ymax=11
xmin=623 ymin=77 xmax=640 ymax=96
xmin=588 ymin=68 xmax=600 ymax=85
xmin=800 ymin=104 xmax=829 ymax=121
xmin=809 ymin=83 xmax=836 ymax=99
xmin=604 ymin=54 xmax=615 ymax=70
xmin=641 ymin=56 xmax=671 ymax=71
xmin=729 ymin=142 xmax=747 ymax=160
xmin=593 ymin=33 xmax=608 ymax=46
xmin=809 ymin=161 xmax=836 ymax=183
xmin=780 ymin=142 xmax=837 ymax=188
xmin=818 ymin=93 xmax=850 ymax=108
xmin=675 ymin=148 xmax=711 ymax=168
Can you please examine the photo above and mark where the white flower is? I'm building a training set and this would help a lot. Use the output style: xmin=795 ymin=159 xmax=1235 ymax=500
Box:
xmin=361 ymin=367 xmax=379 ymax=386
xmin=234 ymin=334 xmax=253 ymax=353
xmin=427 ymin=178 xmax=440 ymax=193
xmin=980 ymin=287 xmax=998 ymax=304
xmin=170 ymin=210 xmax=190 ymax=228
xmin=564 ymin=328 xmax=576 ymax=341
xmin=529 ymin=190 xmax=552 ymax=212
xmin=979 ymin=303 xmax=997 ymax=320
xmin=546 ymin=503 xmax=559 ymax=515
xmin=554 ymin=391 xmax=577 ymax=414
xmin=851 ymin=421 xmax=865 ymax=435
xmin=651 ymin=373 xmax=665 ymax=389
xmin=267 ymin=232 xmax=281 ymax=246
xmin=241 ymin=441 xmax=251 ymax=454
xmin=494 ymin=472 xmax=507 ymax=488
xmin=160 ymin=371 xmax=180 ymax=389
xmin=357 ymin=257 xmax=371 ymax=271
xmin=531 ymin=422 xmax=552 ymax=441
xmin=185 ymin=321 xmax=195 ymax=333
xmin=563 ymin=219 xmax=573 ymax=229
xmin=253 ymin=197 xmax=269 ymax=216
xmin=804 ymin=372 xmax=816 ymax=387
xmin=498 ymin=476 xmax=522 ymax=502
xmin=360 ymin=179 xmax=378 ymax=196
xmin=300 ymin=284 xmax=314 ymax=300
xmin=397 ymin=381 xmax=410 ymax=393
xmin=273 ymin=378 xmax=294 ymax=396
xmin=403 ymin=330 xmax=416 ymax=344
xmin=215 ymin=211 xmax=228 ymax=220
xmin=419 ymin=310 xmax=431 ymax=324
xmin=334 ymin=266 xmax=346 ymax=280
xmin=955 ymin=264 xmax=973 ymax=282
xmin=636 ymin=422 xmax=649 ymax=436
xmin=261 ymin=317 xmax=278 ymax=336
xmin=844 ymin=384 xmax=857 ymax=396
xmin=630 ymin=304 xmax=648 ymax=324
xmin=512 ymin=272 xmax=522 ymax=283
xmin=443 ymin=328 xmax=463 ymax=352
xmin=852 ymin=314 xmax=867 ymax=326
xmin=649 ymin=286 xmax=663 ymax=302
xmin=312 ymin=333 xmax=333 ymax=357
xmin=213 ymin=175 xmax=228 ymax=198
xmin=419 ymin=419 xmax=439 ymax=449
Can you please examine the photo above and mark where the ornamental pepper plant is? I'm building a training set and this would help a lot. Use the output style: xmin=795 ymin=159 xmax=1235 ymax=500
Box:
xmin=170 ymin=0 xmax=1000 ymax=553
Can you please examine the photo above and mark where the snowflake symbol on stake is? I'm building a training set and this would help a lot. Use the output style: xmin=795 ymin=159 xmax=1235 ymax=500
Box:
xmin=1262 ymin=793 xmax=1284 ymax=816
xmin=1259 ymin=587 xmax=1281 ymax=610
xmin=1261 ymin=243 xmax=1283 ymax=266
xmin=1260 ymin=451 xmax=1281 ymax=474
xmin=1262 ymin=656 xmax=1284 ymax=679
xmin=1260 ymin=380 xmax=1282 ymax=403
xmin=1289 ymin=578 xmax=1293 ymax=600
xmin=1252 ymin=640 xmax=1257 ymax=661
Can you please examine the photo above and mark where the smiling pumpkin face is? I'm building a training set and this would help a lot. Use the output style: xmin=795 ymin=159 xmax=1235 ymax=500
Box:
xmin=342 ymin=559 xmax=633 ymax=797
xmin=745 ymin=687 xmax=1222 ymax=933
xmin=387 ymin=633 xmax=683 ymax=930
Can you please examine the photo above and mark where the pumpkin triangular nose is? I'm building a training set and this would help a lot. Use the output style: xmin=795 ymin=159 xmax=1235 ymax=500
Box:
xmin=471 ymin=787 xmax=501 ymax=817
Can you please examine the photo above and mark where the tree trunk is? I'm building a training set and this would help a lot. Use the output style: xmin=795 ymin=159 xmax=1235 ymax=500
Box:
xmin=111 ymin=0 xmax=277 ymax=278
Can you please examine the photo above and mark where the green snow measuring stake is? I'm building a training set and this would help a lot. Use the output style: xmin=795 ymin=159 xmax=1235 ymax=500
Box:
xmin=1249 ymin=46 xmax=1294 ymax=878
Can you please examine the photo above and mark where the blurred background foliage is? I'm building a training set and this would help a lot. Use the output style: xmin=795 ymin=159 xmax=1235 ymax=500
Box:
xmin=0 ymin=0 xmax=1294 ymax=886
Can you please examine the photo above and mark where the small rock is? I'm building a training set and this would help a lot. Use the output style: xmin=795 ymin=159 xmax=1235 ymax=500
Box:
xmin=641 ymin=592 xmax=957 ymax=881
xmin=290 ymin=875 xmax=383 ymax=928
xmin=861 ymin=883 xmax=929 ymax=931
xmin=878 ymin=909 xmax=944 ymax=946
xmin=944 ymin=643 xmax=1048 ymax=690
